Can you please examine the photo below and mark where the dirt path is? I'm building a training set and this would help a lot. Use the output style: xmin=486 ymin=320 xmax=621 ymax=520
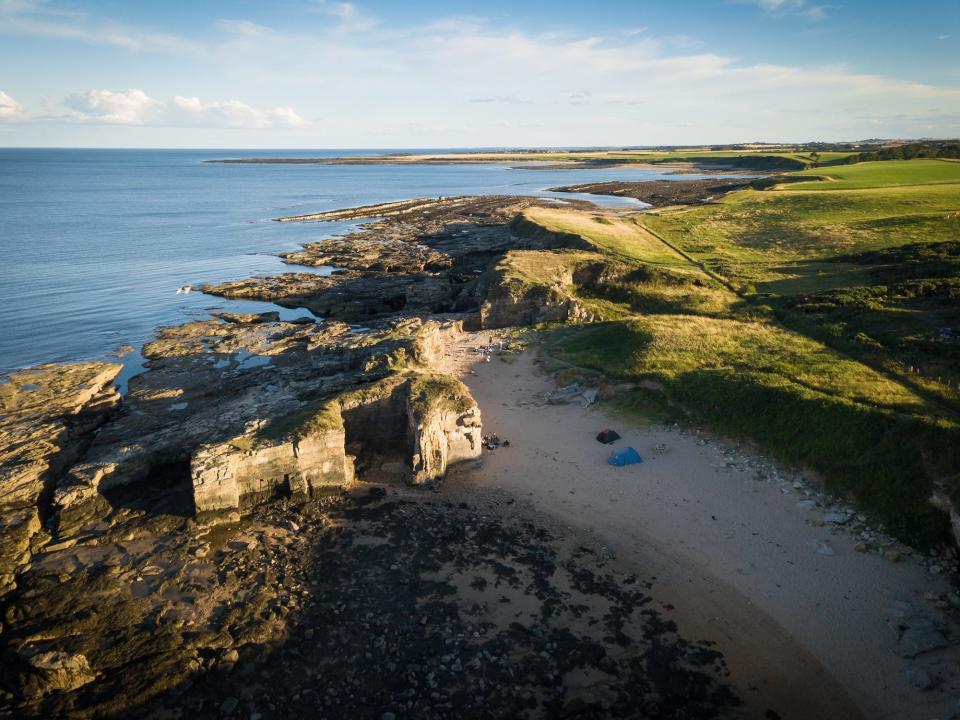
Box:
xmin=451 ymin=340 xmax=960 ymax=720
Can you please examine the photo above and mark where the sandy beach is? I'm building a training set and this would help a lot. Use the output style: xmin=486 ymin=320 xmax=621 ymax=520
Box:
xmin=450 ymin=338 xmax=960 ymax=720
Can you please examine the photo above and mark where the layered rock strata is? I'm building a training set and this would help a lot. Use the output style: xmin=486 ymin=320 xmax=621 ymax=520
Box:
xmin=191 ymin=400 xmax=353 ymax=514
xmin=0 ymin=362 xmax=121 ymax=595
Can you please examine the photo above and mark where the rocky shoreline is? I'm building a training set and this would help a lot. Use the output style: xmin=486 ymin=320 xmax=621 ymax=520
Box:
xmin=1 ymin=187 xmax=957 ymax=718
xmin=0 ymin=193 xmax=750 ymax=718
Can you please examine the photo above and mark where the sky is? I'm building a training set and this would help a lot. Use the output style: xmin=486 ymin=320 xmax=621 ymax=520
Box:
xmin=0 ymin=0 xmax=958 ymax=148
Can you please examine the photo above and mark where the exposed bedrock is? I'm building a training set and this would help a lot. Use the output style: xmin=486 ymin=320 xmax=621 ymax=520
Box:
xmin=406 ymin=374 xmax=482 ymax=484
xmin=0 ymin=362 xmax=121 ymax=596
xmin=190 ymin=371 xmax=481 ymax=513
xmin=191 ymin=400 xmax=354 ymax=514
xmin=466 ymin=250 xmax=618 ymax=330
xmin=206 ymin=196 xmax=602 ymax=326
xmin=203 ymin=271 xmax=461 ymax=322
xmin=0 ymin=313 xmax=481 ymax=563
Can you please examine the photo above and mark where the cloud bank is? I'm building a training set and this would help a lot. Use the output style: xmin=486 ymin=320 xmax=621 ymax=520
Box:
xmin=0 ymin=1 xmax=958 ymax=145
xmin=47 ymin=88 xmax=308 ymax=129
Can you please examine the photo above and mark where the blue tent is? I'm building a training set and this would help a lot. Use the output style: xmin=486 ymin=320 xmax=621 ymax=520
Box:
xmin=608 ymin=447 xmax=642 ymax=467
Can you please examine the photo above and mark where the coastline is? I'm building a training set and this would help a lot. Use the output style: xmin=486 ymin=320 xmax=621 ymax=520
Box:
xmin=2 ymin=175 xmax=958 ymax=717
xmin=452 ymin=339 xmax=960 ymax=719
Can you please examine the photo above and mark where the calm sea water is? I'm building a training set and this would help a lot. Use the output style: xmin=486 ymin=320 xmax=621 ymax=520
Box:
xmin=0 ymin=148 xmax=727 ymax=375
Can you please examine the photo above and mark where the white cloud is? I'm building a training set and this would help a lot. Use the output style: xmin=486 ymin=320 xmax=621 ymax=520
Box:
xmin=169 ymin=96 xmax=308 ymax=128
xmin=1 ymin=4 xmax=957 ymax=145
xmin=64 ymin=88 xmax=161 ymax=124
xmin=60 ymin=89 xmax=309 ymax=129
xmin=168 ymin=96 xmax=268 ymax=128
xmin=216 ymin=19 xmax=276 ymax=38
xmin=0 ymin=89 xmax=28 ymax=121
xmin=270 ymin=106 xmax=309 ymax=128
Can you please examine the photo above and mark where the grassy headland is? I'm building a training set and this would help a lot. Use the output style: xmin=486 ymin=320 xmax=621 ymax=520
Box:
xmin=505 ymin=157 xmax=960 ymax=547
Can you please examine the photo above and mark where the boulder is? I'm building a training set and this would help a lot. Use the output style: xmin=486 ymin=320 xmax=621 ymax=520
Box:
xmin=17 ymin=648 xmax=96 ymax=698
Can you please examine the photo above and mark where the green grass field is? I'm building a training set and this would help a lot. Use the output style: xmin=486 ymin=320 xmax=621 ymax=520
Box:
xmin=787 ymin=158 xmax=960 ymax=189
xmin=642 ymin=177 xmax=960 ymax=285
xmin=504 ymin=160 xmax=960 ymax=546
xmin=636 ymin=158 xmax=960 ymax=408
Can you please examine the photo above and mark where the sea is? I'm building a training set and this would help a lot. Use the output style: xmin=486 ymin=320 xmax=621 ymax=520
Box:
xmin=0 ymin=148 xmax=731 ymax=383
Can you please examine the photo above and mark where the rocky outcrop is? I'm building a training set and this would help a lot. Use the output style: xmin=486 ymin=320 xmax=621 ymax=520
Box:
xmin=0 ymin=362 xmax=121 ymax=595
xmin=15 ymin=649 xmax=96 ymax=699
xmin=476 ymin=278 xmax=590 ymax=329
xmin=27 ymin=315 xmax=481 ymax=541
xmin=275 ymin=197 xmax=450 ymax=222
xmin=190 ymin=370 xmax=481 ymax=510
xmin=192 ymin=401 xmax=354 ymax=514
xmin=467 ymin=250 xmax=605 ymax=330
xmin=407 ymin=374 xmax=482 ymax=484
xmin=209 ymin=196 xmax=606 ymax=326
xmin=203 ymin=271 xmax=459 ymax=322
xmin=48 ymin=317 xmax=403 ymax=534
xmin=283 ymin=237 xmax=453 ymax=273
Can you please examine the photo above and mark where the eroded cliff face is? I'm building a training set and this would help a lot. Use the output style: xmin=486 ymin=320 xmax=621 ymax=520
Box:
xmin=476 ymin=277 xmax=589 ymax=329
xmin=407 ymin=374 xmax=482 ymax=485
xmin=189 ymin=369 xmax=482 ymax=514
xmin=192 ymin=401 xmax=354 ymax=514
xmin=466 ymin=250 xmax=613 ymax=330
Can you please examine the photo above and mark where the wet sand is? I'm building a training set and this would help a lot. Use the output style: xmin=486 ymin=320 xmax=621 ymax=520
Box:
xmin=452 ymin=342 xmax=960 ymax=720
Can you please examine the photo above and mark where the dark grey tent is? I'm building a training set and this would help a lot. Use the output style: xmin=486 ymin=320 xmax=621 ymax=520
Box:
xmin=596 ymin=429 xmax=621 ymax=444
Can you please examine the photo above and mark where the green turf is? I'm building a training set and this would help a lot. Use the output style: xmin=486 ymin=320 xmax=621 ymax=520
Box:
xmin=641 ymin=182 xmax=960 ymax=283
xmin=787 ymin=158 xmax=960 ymax=190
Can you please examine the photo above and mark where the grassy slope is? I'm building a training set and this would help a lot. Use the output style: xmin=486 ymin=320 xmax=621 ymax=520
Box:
xmin=512 ymin=207 xmax=737 ymax=317
xmin=521 ymin=207 xmax=693 ymax=267
xmin=788 ymin=158 xmax=960 ymax=189
xmin=639 ymin=158 xmax=960 ymax=406
xmin=642 ymin=181 xmax=960 ymax=286
xmin=512 ymin=169 xmax=960 ymax=546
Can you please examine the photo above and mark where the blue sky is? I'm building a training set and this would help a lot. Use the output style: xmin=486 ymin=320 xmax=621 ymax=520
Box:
xmin=1 ymin=0 xmax=958 ymax=147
